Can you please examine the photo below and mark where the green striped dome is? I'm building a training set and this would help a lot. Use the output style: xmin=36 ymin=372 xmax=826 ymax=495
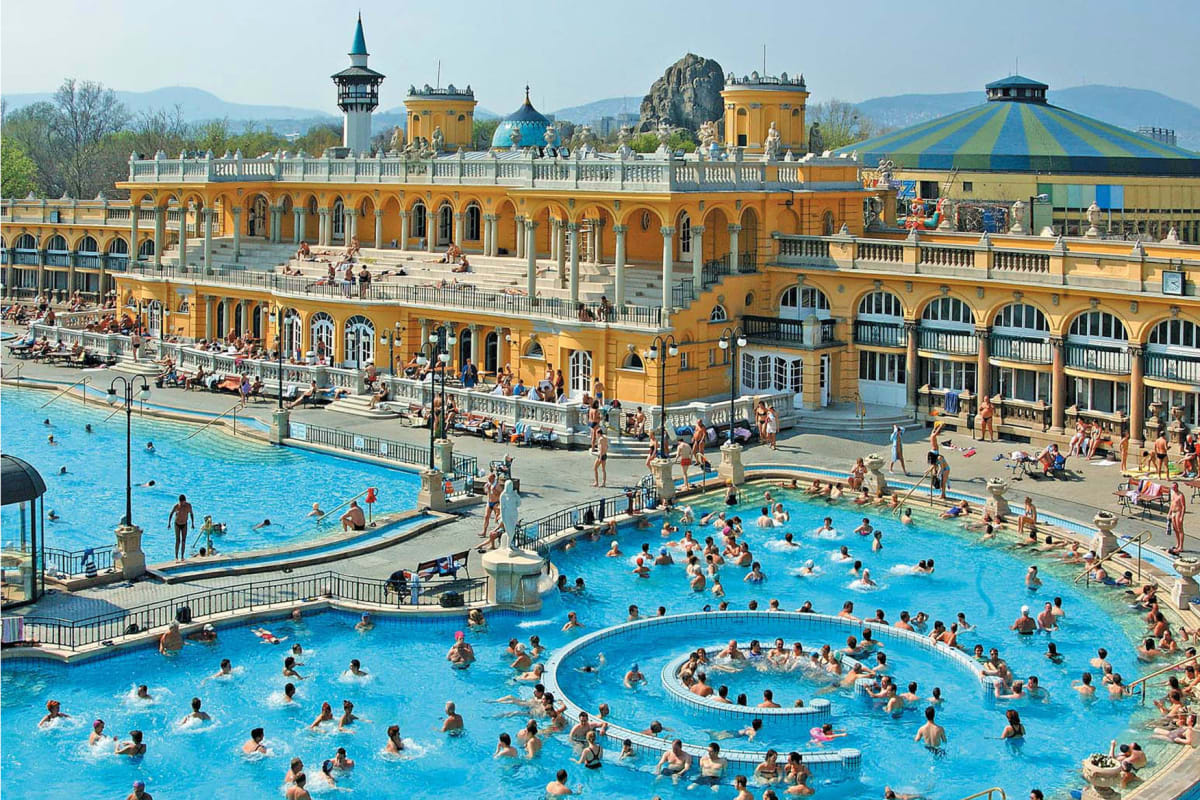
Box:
xmin=841 ymin=78 xmax=1200 ymax=177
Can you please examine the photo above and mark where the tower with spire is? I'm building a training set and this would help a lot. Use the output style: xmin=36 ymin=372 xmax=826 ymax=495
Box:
xmin=332 ymin=13 xmax=385 ymax=155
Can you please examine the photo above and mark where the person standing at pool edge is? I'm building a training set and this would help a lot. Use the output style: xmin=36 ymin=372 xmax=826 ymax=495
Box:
xmin=168 ymin=494 xmax=194 ymax=561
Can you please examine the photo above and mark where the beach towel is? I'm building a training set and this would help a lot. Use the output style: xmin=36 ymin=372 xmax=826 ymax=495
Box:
xmin=962 ymin=449 xmax=976 ymax=457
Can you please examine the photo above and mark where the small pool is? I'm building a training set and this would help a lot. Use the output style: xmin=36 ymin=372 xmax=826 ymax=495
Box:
xmin=0 ymin=386 xmax=420 ymax=564
xmin=1 ymin=486 xmax=1184 ymax=800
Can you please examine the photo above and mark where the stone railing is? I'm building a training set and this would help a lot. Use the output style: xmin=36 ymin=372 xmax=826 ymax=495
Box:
xmin=918 ymin=244 xmax=975 ymax=268
xmin=994 ymin=396 xmax=1050 ymax=432
xmin=1065 ymin=406 xmax=1126 ymax=440
xmin=124 ymin=150 xmax=848 ymax=193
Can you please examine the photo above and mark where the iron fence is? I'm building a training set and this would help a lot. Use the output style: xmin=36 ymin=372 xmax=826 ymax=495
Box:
xmin=295 ymin=423 xmax=477 ymax=481
xmin=43 ymin=546 xmax=116 ymax=578
xmin=9 ymin=570 xmax=488 ymax=650
xmin=514 ymin=485 xmax=660 ymax=551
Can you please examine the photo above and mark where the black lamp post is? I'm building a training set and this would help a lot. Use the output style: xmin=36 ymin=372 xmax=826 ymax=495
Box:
xmin=107 ymin=376 xmax=151 ymax=527
xmin=646 ymin=334 xmax=679 ymax=459
xmin=380 ymin=323 xmax=403 ymax=375
xmin=718 ymin=326 xmax=747 ymax=444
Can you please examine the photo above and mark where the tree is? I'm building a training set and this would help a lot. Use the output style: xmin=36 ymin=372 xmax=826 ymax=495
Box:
xmin=294 ymin=123 xmax=341 ymax=154
xmin=2 ymin=102 xmax=62 ymax=195
xmin=629 ymin=130 xmax=696 ymax=154
xmin=1 ymin=135 xmax=39 ymax=197
xmin=52 ymin=78 xmax=131 ymax=198
xmin=808 ymin=99 xmax=878 ymax=151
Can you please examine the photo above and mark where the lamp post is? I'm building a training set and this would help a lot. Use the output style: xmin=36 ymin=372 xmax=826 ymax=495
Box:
xmin=379 ymin=323 xmax=403 ymax=375
xmin=1028 ymin=192 xmax=1050 ymax=234
xmin=717 ymin=326 xmax=747 ymax=443
xmin=107 ymin=376 xmax=151 ymax=527
xmin=645 ymin=334 xmax=680 ymax=458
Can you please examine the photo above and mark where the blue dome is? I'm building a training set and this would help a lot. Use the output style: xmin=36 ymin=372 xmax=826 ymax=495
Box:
xmin=491 ymin=87 xmax=560 ymax=149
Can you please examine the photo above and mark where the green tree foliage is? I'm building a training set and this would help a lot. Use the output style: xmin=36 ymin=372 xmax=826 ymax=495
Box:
xmin=808 ymin=99 xmax=880 ymax=151
xmin=629 ymin=130 xmax=696 ymax=154
xmin=472 ymin=119 xmax=499 ymax=149
xmin=1 ymin=135 xmax=39 ymax=197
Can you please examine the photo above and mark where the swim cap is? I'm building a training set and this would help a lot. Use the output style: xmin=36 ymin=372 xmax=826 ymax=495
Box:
xmin=454 ymin=631 xmax=464 ymax=639
xmin=93 ymin=719 xmax=103 ymax=728
xmin=134 ymin=782 xmax=145 ymax=790
xmin=636 ymin=557 xmax=644 ymax=566
xmin=1020 ymin=605 xmax=1030 ymax=614
xmin=611 ymin=540 xmax=619 ymax=547
xmin=660 ymin=548 xmax=668 ymax=555
xmin=805 ymin=559 xmax=815 ymax=568
xmin=631 ymin=663 xmax=639 ymax=671
xmin=203 ymin=624 xmax=214 ymax=632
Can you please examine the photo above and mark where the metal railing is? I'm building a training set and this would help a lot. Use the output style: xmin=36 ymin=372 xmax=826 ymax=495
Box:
xmin=514 ymin=485 xmax=660 ymax=551
xmin=38 ymin=377 xmax=91 ymax=408
xmin=990 ymin=334 xmax=1052 ymax=364
xmin=1075 ymin=530 xmax=1151 ymax=585
xmin=1146 ymin=351 xmax=1200 ymax=384
xmin=293 ymin=423 xmax=477 ymax=481
xmin=1127 ymin=653 xmax=1200 ymax=704
xmin=957 ymin=789 xmax=1006 ymax=800
xmin=182 ymin=403 xmax=242 ymax=440
xmin=854 ymin=320 xmax=906 ymax=348
xmin=42 ymin=546 xmax=116 ymax=577
xmin=1065 ymin=343 xmax=1130 ymax=374
xmin=8 ymin=569 xmax=489 ymax=650
xmin=918 ymin=328 xmax=978 ymax=355
xmin=743 ymin=315 xmax=836 ymax=346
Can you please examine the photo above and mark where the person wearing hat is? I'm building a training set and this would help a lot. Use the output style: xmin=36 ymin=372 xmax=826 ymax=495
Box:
xmin=654 ymin=548 xmax=673 ymax=566
xmin=447 ymin=631 xmax=475 ymax=668
xmin=187 ymin=623 xmax=218 ymax=643
xmin=126 ymin=781 xmax=153 ymax=800
xmin=354 ymin=613 xmax=374 ymax=633
xmin=1011 ymin=606 xmax=1036 ymax=634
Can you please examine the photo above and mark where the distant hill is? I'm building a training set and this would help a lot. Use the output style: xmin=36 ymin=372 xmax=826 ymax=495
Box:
xmin=551 ymin=96 xmax=641 ymax=124
xmin=2 ymin=85 xmax=335 ymax=128
xmin=855 ymin=84 xmax=1200 ymax=151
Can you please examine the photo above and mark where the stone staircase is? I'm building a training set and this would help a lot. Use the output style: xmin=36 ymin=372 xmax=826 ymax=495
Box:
xmin=325 ymin=392 xmax=400 ymax=419
xmin=792 ymin=403 xmax=918 ymax=434
xmin=110 ymin=359 xmax=163 ymax=377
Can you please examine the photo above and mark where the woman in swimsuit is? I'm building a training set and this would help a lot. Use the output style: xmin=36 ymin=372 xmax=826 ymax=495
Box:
xmin=754 ymin=748 xmax=782 ymax=784
xmin=576 ymin=730 xmax=603 ymax=769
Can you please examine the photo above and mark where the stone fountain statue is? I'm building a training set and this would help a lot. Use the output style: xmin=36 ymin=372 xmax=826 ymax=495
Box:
xmin=876 ymin=159 xmax=896 ymax=190
xmin=431 ymin=125 xmax=445 ymax=153
xmin=762 ymin=121 xmax=782 ymax=162
xmin=389 ymin=125 xmax=404 ymax=153
xmin=498 ymin=479 xmax=523 ymax=556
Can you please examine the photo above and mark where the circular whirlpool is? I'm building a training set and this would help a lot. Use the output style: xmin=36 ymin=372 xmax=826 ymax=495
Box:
xmin=544 ymin=610 xmax=999 ymax=783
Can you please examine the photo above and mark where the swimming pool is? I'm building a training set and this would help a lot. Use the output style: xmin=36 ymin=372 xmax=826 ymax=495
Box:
xmin=1 ymin=486 xmax=1183 ymax=800
xmin=0 ymin=386 xmax=420 ymax=564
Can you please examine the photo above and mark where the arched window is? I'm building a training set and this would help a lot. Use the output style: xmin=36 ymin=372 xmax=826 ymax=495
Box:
xmin=857 ymin=290 xmax=903 ymax=319
xmin=921 ymin=297 xmax=975 ymax=327
xmin=458 ymin=327 xmax=473 ymax=366
xmin=822 ymin=211 xmax=835 ymax=236
xmin=621 ymin=352 xmax=645 ymax=371
xmin=107 ymin=237 xmax=129 ymax=255
xmin=412 ymin=203 xmax=427 ymax=239
xmin=1068 ymin=311 xmax=1127 ymax=343
xmin=78 ymin=235 xmax=99 ymax=253
xmin=466 ymin=205 xmax=481 ymax=241
xmin=331 ymin=198 xmax=345 ymax=241
xmin=679 ymin=213 xmax=692 ymax=254
xmin=484 ymin=331 xmax=499 ymax=373
xmin=15 ymin=233 xmax=36 ymax=250
xmin=525 ymin=339 xmax=544 ymax=359
xmin=137 ymin=239 xmax=155 ymax=258
xmin=779 ymin=286 xmax=831 ymax=320
xmin=46 ymin=235 xmax=68 ymax=252
xmin=993 ymin=303 xmax=1049 ymax=333
xmin=283 ymin=309 xmax=303 ymax=358
xmin=1148 ymin=318 xmax=1199 ymax=351
xmin=311 ymin=311 xmax=335 ymax=361
xmin=709 ymin=304 xmax=728 ymax=323
xmin=343 ymin=314 xmax=375 ymax=368
xmin=437 ymin=204 xmax=453 ymax=246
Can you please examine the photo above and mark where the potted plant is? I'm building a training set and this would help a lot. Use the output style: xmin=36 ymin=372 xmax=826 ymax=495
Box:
xmin=1081 ymin=752 xmax=1122 ymax=789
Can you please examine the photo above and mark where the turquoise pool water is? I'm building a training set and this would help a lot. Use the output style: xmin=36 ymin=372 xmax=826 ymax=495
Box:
xmin=1 ymin=488 xmax=1181 ymax=800
xmin=0 ymin=386 xmax=419 ymax=564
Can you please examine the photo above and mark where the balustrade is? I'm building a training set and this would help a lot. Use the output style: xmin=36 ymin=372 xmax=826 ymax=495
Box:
xmin=990 ymin=335 xmax=1052 ymax=364
xmin=1065 ymin=344 xmax=1131 ymax=374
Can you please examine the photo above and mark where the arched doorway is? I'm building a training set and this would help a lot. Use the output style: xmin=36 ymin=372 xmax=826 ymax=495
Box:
xmin=146 ymin=300 xmax=163 ymax=338
xmin=332 ymin=198 xmax=346 ymax=242
xmin=249 ymin=195 xmax=269 ymax=238
xmin=484 ymin=331 xmax=499 ymax=373
xmin=283 ymin=309 xmax=302 ymax=359
xmin=458 ymin=327 xmax=473 ymax=367
xmin=311 ymin=311 xmax=335 ymax=362
xmin=436 ymin=204 xmax=453 ymax=247
xmin=343 ymin=315 xmax=375 ymax=368
xmin=569 ymin=349 xmax=592 ymax=399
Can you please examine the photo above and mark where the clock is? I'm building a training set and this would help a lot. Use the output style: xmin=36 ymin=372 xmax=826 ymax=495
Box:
xmin=1162 ymin=270 xmax=1183 ymax=296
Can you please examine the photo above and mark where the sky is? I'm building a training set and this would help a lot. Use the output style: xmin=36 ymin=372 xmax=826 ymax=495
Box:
xmin=3 ymin=0 xmax=1199 ymax=113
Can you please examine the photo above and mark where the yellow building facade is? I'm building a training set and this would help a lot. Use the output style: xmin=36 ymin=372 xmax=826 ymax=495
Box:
xmin=721 ymin=72 xmax=809 ymax=153
xmin=403 ymin=85 xmax=477 ymax=149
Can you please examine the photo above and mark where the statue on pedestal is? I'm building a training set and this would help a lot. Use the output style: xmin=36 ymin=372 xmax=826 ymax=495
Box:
xmin=431 ymin=126 xmax=445 ymax=153
xmin=876 ymin=159 xmax=895 ymax=189
xmin=617 ymin=125 xmax=633 ymax=159
xmin=543 ymin=124 xmax=557 ymax=157
xmin=509 ymin=127 xmax=522 ymax=151
xmin=762 ymin=121 xmax=782 ymax=162
xmin=499 ymin=479 xmax=523 ymax=555
xmin=389 ymin=126 xmax=404 ymax=153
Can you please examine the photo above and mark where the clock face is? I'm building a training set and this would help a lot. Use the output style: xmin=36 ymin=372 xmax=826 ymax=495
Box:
xmin=1163 ymin=271 xmax=1183 ymax=295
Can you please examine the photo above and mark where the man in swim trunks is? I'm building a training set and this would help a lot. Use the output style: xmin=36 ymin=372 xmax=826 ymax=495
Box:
xmin=676 ymin=440 xmax=694 ymax=489
xmin=159 ymin=622 xmax=183 ymax=654
xmin=692 ymin=742 xmax=726 ymax=787
xmin=656 ymin=739 xmax=692 ymax=780
xmin=1011 ymin=606 xmax=1037 ymax=634
xmin=914 ymin=706 xmax=946 ymax=750
xmin=1153 ymin=433 xmax=1169 ymax=479
xmin=442 ymin=702 xmax=463 ymax=733
xmin=1168 ymin=483 xmax=1186 ymax=554
xmin=340 ymin=500 xmax=366 ymax=532
xmin=167 ymin=494 xmax=194 ymax=561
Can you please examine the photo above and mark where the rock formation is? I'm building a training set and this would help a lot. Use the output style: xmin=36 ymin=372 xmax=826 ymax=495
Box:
xmin=637 ymin=53 xmax=724 ymax=134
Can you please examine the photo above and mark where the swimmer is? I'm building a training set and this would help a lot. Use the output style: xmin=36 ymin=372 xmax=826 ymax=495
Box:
xmin=331 ymin=747 xmax=354 ymax=770
xmin=252 ymin=627 xmax=285 ymax=644
xmin=576 ymin=653 xmax=606 ymax=673
xmin=447 ymin=631 xmax=475 ymax=667
xmin=47 ymin=434 xmax=57 ymax=445
xmin=309 ymin=703 xmax=334 ymax=730
xmin=145 ymin=441 xmax=155 ymax=452
xmin=355 ymin=613 xmax=375 ymax=632
xmin=285 ymin=774 xmax=310 ymax=800
xmin=815 ymin=517 xmax=837 ymax=537
xmin=283 ymin=656 xmax=305 ymax=680
xmin=136 ymin=480 xmax=156 ymax=488
xmin=182 ymin=697 xmax=211 ymax=723
xmin=338 ymin=700 xmax=366 ymax=730
xmin=282 ymin=683 xmax=298 ymax=703
xmin=562 ymin=611 xmax=583 ymax=632
xmin=345 ymin=659 xmax=369 ymax=677
xmin=901 ymin=507 xmax=914 ymax=525
xmin=208 ymin=659 xmax=234 ymax=680
xmin=58 ymin=466 xmax=67 ymax=475
xmin=115 ymin=729 xmax=147 ymax=757
xmin=624 ymin=664 xmax=646 ymax=688
xmin=442 ymin=701 xmax=464 ymax=733
xmin=606 ymin=540 xmax=623 ymax=557
xmin=135 ymin=684 xmax=153 ymax=701
xmin=85 ymin=424 xmax=93 ymax=433
xmin=655 ymin=738 xmax=693 ymax=781
xmin=493 ymin=732 xmax=517 ymax=758
xmin=796 ymin=559 xmax=818 ymax=576
xmin=48 ymin=510 xmax=60 ymax=521
xmin=913 ymin=706 xmax=947 ymax=750
xmin=307 ymin=503 xmax=325 ymax=518
xmin=252 ymin=518 xmax=272 ymax=530
xmin=39 ymin=700 xmax=71 ymax=727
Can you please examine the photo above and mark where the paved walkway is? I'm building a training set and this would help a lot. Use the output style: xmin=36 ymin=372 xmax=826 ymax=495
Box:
xmin=3 ymin=346 xmax=1195 ymax=623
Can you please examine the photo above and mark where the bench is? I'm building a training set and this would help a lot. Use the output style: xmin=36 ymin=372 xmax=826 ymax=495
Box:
xmin=417 ymin=549 xmax=470 ymax=579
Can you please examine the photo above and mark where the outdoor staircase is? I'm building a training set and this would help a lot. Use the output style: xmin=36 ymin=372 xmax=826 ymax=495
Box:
xmin=109 ymin=360 xmax=163 ymax=377
xmin=792 ymin=403 xmax=917 ymax=434
xmin=325 ymin=392 xmax=400 ymax=419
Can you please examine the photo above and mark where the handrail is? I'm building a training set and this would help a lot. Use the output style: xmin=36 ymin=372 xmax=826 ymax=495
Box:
xmin=957 ymin=789 xmax=1006 ymax=800
xmin=893 ymin=465 xmax=936 ymax=514
xmin=182 ymin=403 xmax=241 ymax=440
xmin=853 ymin=392 xmax=866 ymax=430
xmin=1126 ymin=652 xmax=1200 ymax=702
xmin=1074 ymin=530 xmax=1152 ymax=584
xmin=39 ymin=377 xmax=91 ymax=408
xmin=320 ymin=488 xmax=374 ymax=525
xmin=0 ymin=363 xmax=22 ymax=381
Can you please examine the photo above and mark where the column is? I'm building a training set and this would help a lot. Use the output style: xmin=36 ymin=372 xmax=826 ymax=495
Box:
xmin=231 ymin=207 xmax=243 ymax=257
xmin=399 ymin=210 xmax=409 ymax=250
xmin=177 ymin=204 xmax=188 ymax=270
xmin=593 ymin=219 xmax=605 ymax=264
xmin=1129 ymin=344 xmax=1146 ymax=448
xmin=567 ymin=222 xmax=580 ymax=303
xmin=613 ymin=225 xmax=628 ymax=306
xmin=525 ymin=220 xmax=538 ymax=298
xmin=374 ymin=209 xmax=384 ymax=249
xmin=469 ymin=323 xmax=481 ymax=366
xmin=486 ymin=215 xmax=498 ymax=256
xmin=975 ymin=327 xmax=990 ymax=398
xmin=690 ymin=225 xmax=704 ymax=299
xmin=728 ymin=224 xmax=741 ymax=272
xmin=129 ymin=202 xmax=139 ymax=265
xmin=550 ymin=219 xmax=560 ymax=262
xmin=1050 ymin=336 xmax=1066 ymax=434
xmin=419 ymin=318 xmax=429 ymax=346
xmin=904 ymin=321 xmax=919 ymax=412
xmin=203 ymin=208 xmax=214 ymax=271
xmin=454 ymin=212 xmax=464 ymax=247
xmin=426 ymin=218 xmax=436 ymax=252
xmin=293 ymin=208 xmax=305 ymax=244
xmin=556 ymin=221 xmax=568 ymax=288
xmin=153 ymin=207 xmax=165 ymax=268
xmin=67 ymin=251 xmax=76 ymax=295
xmin=204 ymin=297 xmax=213 ymax=340
xmin=345 ymin=209 xmax=358 ymax=242
xmin=317 ymin=208 xmax=328 ymax=246
xmin=660 ymin=226 xmax=675 ymax=323
xmin=514 ymin=216 xmax=525 ymax=259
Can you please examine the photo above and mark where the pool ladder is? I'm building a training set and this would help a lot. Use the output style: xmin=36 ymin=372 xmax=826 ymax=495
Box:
xmin=1127 ymin=652 xmax=1200 ymax=704
xmin=958 ymin=789 xmax=1006 ymax=800
xmin=1073 ymin=529 xmax=1151 ymax=585
xmin=182 ymin=403 xmax=243 ymax=440
xmin=39 ymin=377 xmax=91 ymax=408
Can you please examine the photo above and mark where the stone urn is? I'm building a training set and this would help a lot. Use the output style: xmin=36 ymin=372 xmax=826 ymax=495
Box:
xmin=863 ymin=453 xmax=888 ymax=497
xmin=1170 ymin=557 xmax=1200 ymax=611
xmin=985 ymin=477 xmax=1011 ymax=521
xmin=114 ymin=523 xmax=146 ymax=579
xmin=1092 ymin=511 xmax=1119 ymax=559
xmin=1080 ymin=754 xmax=1123 ymax=800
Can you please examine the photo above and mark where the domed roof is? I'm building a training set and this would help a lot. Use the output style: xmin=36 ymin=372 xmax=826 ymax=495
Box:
xmin=491 ymin=86 xmax=560 ymax=149
xmin=1 ymin=454 xmax=47 ymax=506
xmin=839 ymin=77 xmax=1200 ymax=176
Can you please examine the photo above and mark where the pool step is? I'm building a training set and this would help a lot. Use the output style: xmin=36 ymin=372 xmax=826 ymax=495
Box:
xmin=110 ymin=359 xmax=163 ymax=378
xmin=326 ymin=392 xmax=400 ymax=419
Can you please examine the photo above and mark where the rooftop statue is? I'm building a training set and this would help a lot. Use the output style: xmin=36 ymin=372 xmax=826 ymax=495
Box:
xmin=808 ymin=122 xmax=823 ymax=155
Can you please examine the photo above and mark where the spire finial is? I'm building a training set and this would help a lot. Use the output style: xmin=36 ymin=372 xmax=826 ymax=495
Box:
xmin=524 ymin=85 xmax=530 ymax=104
